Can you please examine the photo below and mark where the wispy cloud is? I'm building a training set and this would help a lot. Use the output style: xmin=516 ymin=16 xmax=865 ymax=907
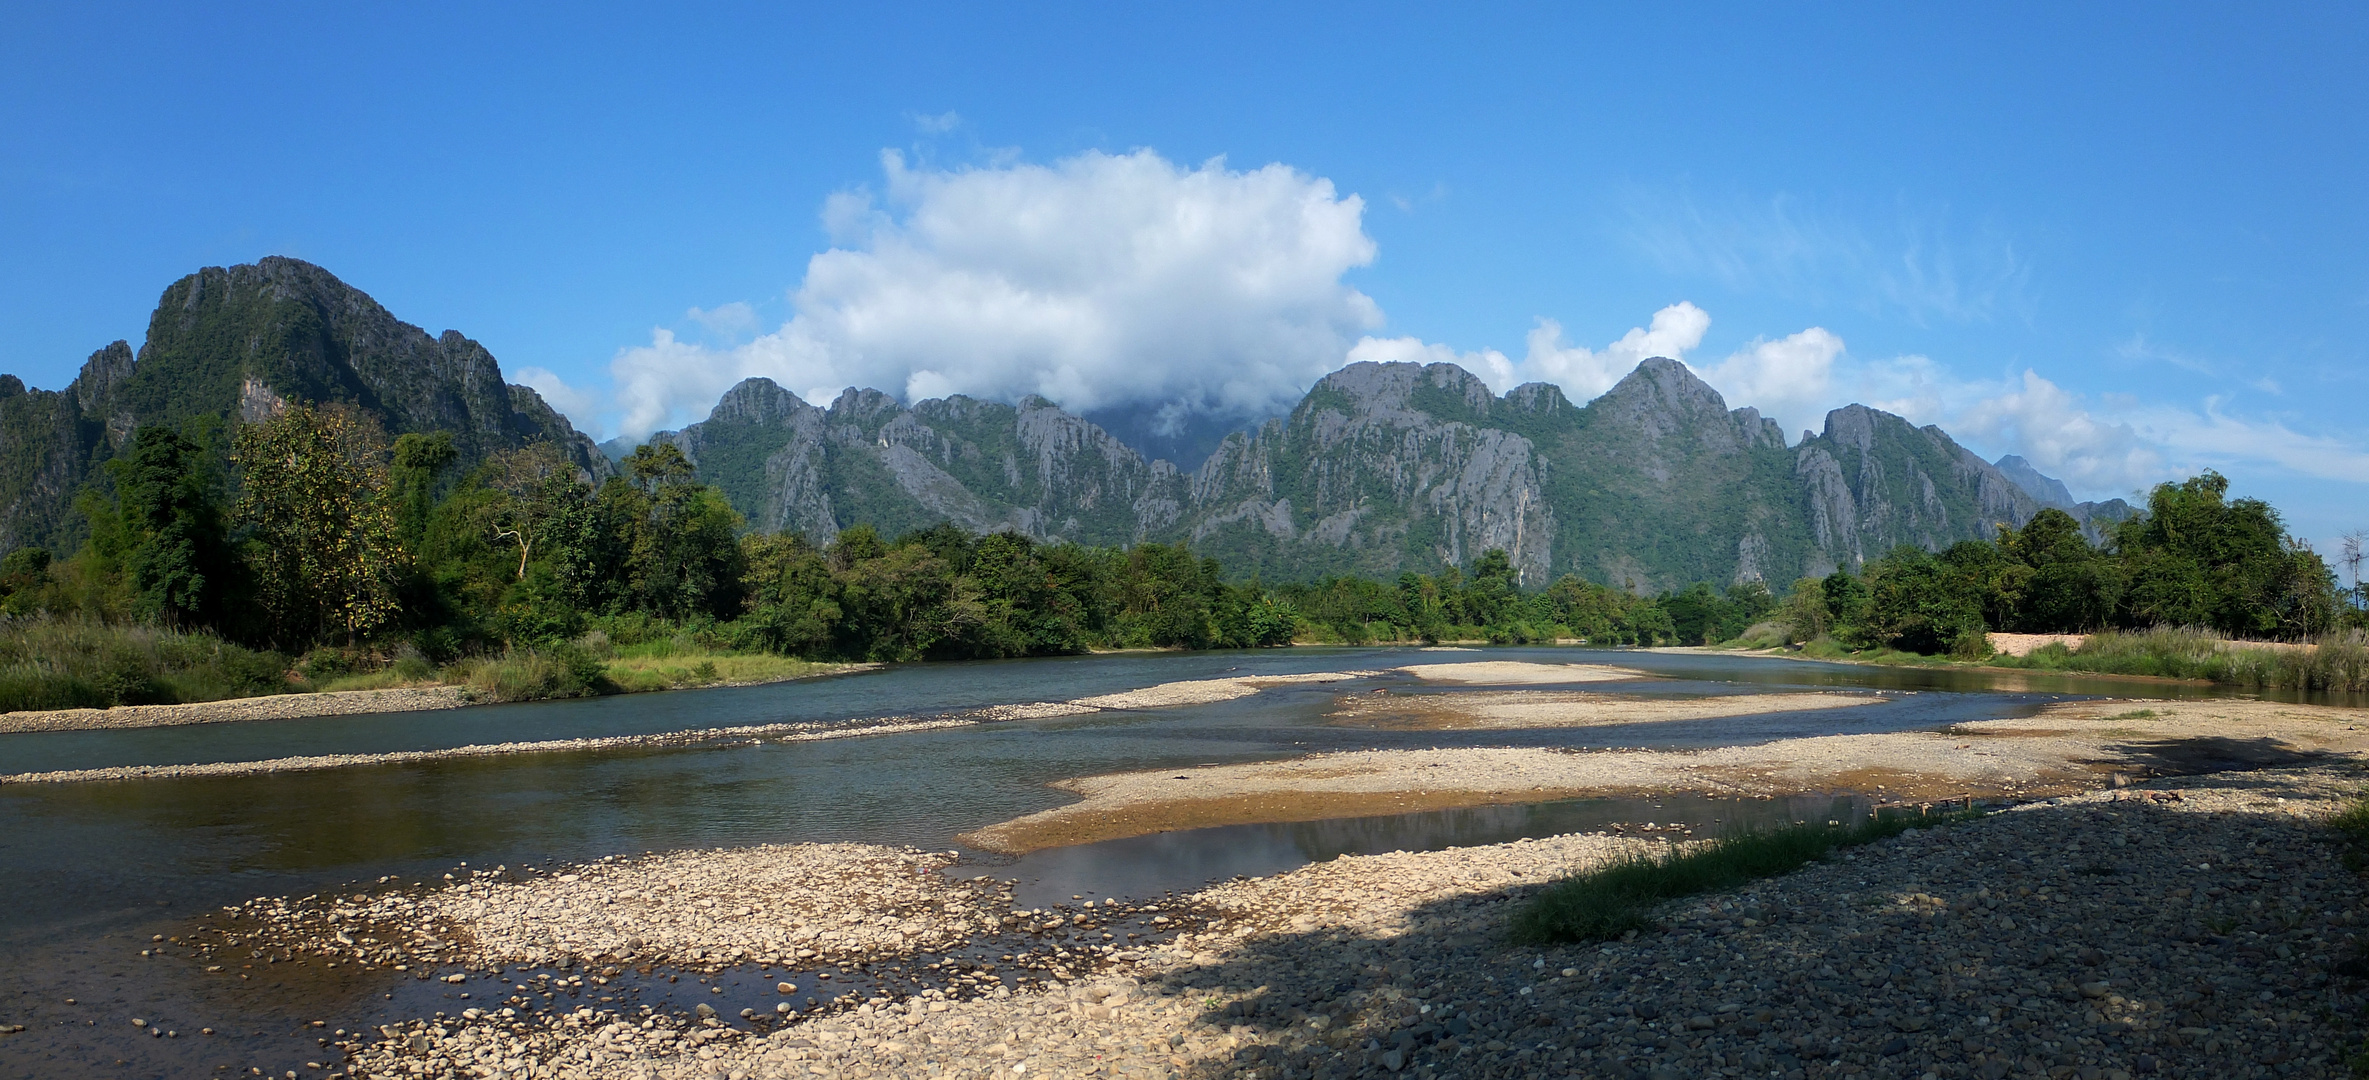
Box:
xmin=1618 ymin=188 xmax=2032 ymax=325
xmin=908 ymin=110 xmax=962 ymax=134
xmin=684 ymin=301 xmax=758 ymax=341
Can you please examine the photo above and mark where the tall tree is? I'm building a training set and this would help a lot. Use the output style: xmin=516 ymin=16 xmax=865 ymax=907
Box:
xmin=233 ymin=405 xmax=405 ymax=646
xmin=113 ymin=426 xmax=238 ymax=629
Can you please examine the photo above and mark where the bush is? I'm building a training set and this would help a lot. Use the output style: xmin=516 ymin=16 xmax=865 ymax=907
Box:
xmin=0 ymin=616 xmax=292 ymax=711
xmin=1994 ymin=627 xmax=2369 ymax=691
xmin=446 ymin=642 xmax=614 ymax=702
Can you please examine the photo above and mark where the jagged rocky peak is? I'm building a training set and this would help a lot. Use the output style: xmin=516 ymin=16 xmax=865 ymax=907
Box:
xmin=1592 ymin=357 xmax=1786 ymax=451
xmin=1308 ymin=361 xmax=1498 ymax=419
xmin=1815 ymin=403 xmax=1899 ymax=452
xmin=0 ymin=257 xmax=617 ymax=555
xmin=1994 ymin=454 xmax=2078 ymax=509
xmin=1505 ymin=381 xmax=1571 ymax=415
xmin=706 ymin=378 xmax=815 ymax=425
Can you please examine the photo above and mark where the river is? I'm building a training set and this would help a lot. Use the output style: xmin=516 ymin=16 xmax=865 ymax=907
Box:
xmin=0 ymin=645 xmax=2325 ymax=1078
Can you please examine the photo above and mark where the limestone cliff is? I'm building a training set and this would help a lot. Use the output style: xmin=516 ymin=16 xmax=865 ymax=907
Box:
xmin=0 ymin=258 xmax=611 ymax=554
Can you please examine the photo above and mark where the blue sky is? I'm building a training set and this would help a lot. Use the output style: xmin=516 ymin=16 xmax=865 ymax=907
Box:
xmin=5 ymin=3 xmax=2365 ymax=547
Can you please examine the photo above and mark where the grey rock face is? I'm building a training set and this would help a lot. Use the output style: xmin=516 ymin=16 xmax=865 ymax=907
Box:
xmin=0 ymin=258 xmax=613 ymax=554
xmin=1190 ymin=362 xmax=1557 ymax=585
xmin=1993 ymin=454 xmax=2077 ymax=509
xmin=660 ymin=356 xmax=2087 ymax=591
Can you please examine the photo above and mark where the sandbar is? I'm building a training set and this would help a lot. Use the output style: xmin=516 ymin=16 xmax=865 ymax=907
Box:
xmin=1329 ymin=688 xmax=1883 ymax=729
xmin=959 ymin=697 xmax=2369 ymax=852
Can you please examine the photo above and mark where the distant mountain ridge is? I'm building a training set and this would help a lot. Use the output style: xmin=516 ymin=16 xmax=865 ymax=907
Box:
xmin=652 ymin=358 xmax=2125 ymax=591
xmin=0 ymin=258 xmax=609 ymax=554
xmin=4 ymin=259 xmax=2121 ymax=591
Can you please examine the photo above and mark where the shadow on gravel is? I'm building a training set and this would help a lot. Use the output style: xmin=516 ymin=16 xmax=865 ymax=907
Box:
xmin=2099 ymin=735 xmax=2334 ymax=777
xmin=1139 ymin=780 xmax=2362 ymax=1080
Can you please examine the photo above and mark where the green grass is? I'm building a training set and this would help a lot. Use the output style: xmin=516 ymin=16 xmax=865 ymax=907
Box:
xmin=601 ymin=650 xmax=846 ymax=694
xmin=1786 ymin=637 xmax=1963 ymax=668
xmin=1510 ymin=812 xmax=1975 ymax=945
xmin=2331 ymin=790 xmax=2369 ymax=873
xmin=1992 ymin=627 xmax=2369 ymax=691
xmin=0 ymin=616 xmax=293 ymax=711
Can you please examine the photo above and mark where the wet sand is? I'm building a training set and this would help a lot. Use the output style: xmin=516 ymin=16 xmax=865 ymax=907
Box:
xmin=959 ymin=697 xmax=2369 ymax=852
xmin=1329 ymin=688 xmax=1884 ymax=730
xmin=1391 ymin=661 xmax=1654 ymax=684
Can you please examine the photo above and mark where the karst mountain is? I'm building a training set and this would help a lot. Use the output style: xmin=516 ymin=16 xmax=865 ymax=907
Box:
xmin=0 ymin=259 xmax=2127 ymax=588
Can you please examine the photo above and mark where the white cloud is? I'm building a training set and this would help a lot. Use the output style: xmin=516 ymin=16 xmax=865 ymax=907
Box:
xmin=1697 ymin=326 xmax=1845 ymax=436
xmin=684 ymin=301 xmax=758 ymax=340
xmin=1345 ymin=336 xmax=1515 ymax=391
xmin=511 ymin=366 xmax=604 ymax=431
xmin=1518 ymin=302 xmax=1712 ymax=400
xmin=910 ymin=110 xmax=963 ymax=134
xmin=2123 ymin=399 xmax=2369 ymax=484
xmin=610 ymin=148 xmax=1380 ymax=436
xmin=1953 ymin=370 xmax=2164 ymax=492
xmin=1619 ymin=189 xmax=2031 ymax=324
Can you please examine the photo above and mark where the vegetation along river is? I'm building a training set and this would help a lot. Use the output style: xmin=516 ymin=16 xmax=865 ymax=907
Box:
xmin=0 ymin=645 xmax=2344 ymax=1078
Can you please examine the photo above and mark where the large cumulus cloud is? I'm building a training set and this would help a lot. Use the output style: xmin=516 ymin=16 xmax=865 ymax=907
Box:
xmin=608 ymin=149 xmax=1380 ymax=436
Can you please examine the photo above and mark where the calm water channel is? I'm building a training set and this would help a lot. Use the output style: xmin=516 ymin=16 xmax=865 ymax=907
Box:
xmin=0 ymin=646 xmax=2324 ymax=1077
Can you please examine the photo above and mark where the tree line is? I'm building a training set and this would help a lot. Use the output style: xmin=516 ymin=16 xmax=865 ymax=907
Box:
xmin=1775 ymin=472 xmax=2355 ymax=656
xmin=1 ymin=406 xmax=2355 ymax=685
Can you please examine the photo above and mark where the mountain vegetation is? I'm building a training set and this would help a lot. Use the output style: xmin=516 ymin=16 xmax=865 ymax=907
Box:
xmin=0 ymin=259 xmax=2355 ymax=711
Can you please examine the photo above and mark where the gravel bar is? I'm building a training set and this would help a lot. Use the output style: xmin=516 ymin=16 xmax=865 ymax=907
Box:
xmin=0 ymin=685 xmax=475 ymax=734
xmin=211 ymin=761 xmax=2369 ymax=1080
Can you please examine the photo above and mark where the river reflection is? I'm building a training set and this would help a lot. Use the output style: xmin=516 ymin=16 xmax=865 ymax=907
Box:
xmin=0 ymin=645 xmax=2335 ymax=1079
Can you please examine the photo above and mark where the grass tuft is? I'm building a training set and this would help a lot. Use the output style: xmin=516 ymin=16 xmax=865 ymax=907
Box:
xmin=0 ymin=615 xmax=292 ymax=711
xmin=1510 ymin=812 xmax=1976 ymax=945
xmin=1992 ymin=627 xmax=2369 ymax=691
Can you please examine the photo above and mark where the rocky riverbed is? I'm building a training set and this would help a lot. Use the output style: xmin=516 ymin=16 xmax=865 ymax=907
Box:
xmin=194 ymin=757 xmax=2369 ymax=1080
xmin=0 ymin=684 xmax=476 ymax=734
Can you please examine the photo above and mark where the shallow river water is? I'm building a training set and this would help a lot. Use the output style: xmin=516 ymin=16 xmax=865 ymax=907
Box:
xmin=0 ymin=645 xmax=2317 ymax=1077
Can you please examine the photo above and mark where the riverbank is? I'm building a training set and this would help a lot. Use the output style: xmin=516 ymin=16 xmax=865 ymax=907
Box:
xmin=240 ymin=761 xmax=2368 ymax=1079
xmin=0 ymin=660 xmax=1637 ymax=783
xmin=959 ymin=696 xmax=2369 ymax=852
xmin=0 ymin=659 xmax=874 ymax=735
xmin=1721 ymin=627 xmax=2369 ymax=694
xmin=0 ymin=684 xmax=476 ymax=734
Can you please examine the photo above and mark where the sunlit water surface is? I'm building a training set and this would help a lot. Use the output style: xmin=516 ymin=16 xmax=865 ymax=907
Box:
xmin=0 ymin=646 xmax=2334 ymax=1077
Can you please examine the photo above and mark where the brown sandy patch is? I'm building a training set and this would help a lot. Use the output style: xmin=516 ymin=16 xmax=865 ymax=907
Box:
xmin=1329 ymin=689 xmax=1883 ymax=730
xmin=965 ymin=786 xmax=1633 ymax=851
xmin=1986 ymin=632 xmax=2089 ymax=657
xmin=1391 ymin=660 xmax=1652 ymax=684
xmin=1069 ymin=670 xmax=1384 ymax=710
xmin=961 ymin=697 xmax=2369 ymax=852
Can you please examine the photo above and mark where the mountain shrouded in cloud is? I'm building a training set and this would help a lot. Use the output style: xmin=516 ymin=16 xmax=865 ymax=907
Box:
xmin=606 ymin=149 xmax=1382 ymax=440
xmin=565 ymin=146 xmax=2363 ymax=512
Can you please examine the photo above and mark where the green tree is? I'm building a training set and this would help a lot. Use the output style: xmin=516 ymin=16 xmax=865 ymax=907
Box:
xmin=2112 ymin=471 xmax=2333 ymax=638
xmin=1863 ymin=545 xmax=1985 ymax=655
xmin=103 ymin=426 xmax=239 ymax=630
xmin=232 ymin=405 xmax=405 ymax=646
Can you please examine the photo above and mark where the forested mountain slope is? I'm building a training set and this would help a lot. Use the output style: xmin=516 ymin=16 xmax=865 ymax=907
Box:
xmin=0 ymin=258 xmax=609 ymax=554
